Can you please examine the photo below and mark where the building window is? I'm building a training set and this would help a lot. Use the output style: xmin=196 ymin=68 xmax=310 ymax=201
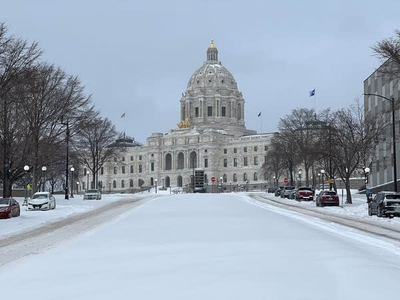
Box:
xmin=264 ymin=146 xmax=268 ymax=151
xmin=130 ymin=179 xmax=133 ymax=188
xmin=130 ymin=165 xmax=134 ymax=173
xmin=151 ymin=162 xmax=154 ymax=171
xmin=233 ymin=158 xmax=238 ymax=167
xmin=223 ymin=174 xmax=227 ymax=182
xmin=121 ymin=180 xmax=125 ymax=188
xmin=195 ymin=107 xmax=199 ymax=117
xmin=234 ymin=148 xmax=237 ymax=154
xmin=207 ymin=106 xmax=212 ymax=116
xmin=244 ymin=147 xmax=247 ymax=152
xmin=254 ymin=172 xmax=258 ymax=181
xmin=224 ymin=149 xmax=227 ymax=154
xmin=130 ymin=156 xmax=134 ymax=161
xmin=122 ymin=166 xmax=125 ymax=174
xmin=113 ymin=167 xmax=117 ymax=174
xmin=139 ymin=165 xmax=142 ymax=173
xmin=233 ymin=173 xmax=237 ymax=182
xmin=113 ymin=180 xmax=116 ymax=188
xmin=139 ymin=155 xmax=142 ymax=160
xmin=122 ymin=156 xmax=125 ymax=161
xmin=254 ymin=156 xmax=258 ymax=165
xmin=222 ymin=106 xmax=226 ymax=117
xmin=114 ymin=157 xmax=117 ymax=162
xmin=254 ymin=146 xmax=258 ymax=152
xmin=204 ymin=158 xmax=208 ymax=168
xmin=224 ymin=158 xmax=227 ymax=167
xmin=243 ymin=173 xmax=248 ymax=181
xmin=244 ymin=157 xmax=248 ymax=166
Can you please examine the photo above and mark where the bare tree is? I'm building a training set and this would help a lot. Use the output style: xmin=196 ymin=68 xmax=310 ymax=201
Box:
xmin=329 ymin=98 xmax=386 ymax=203
xmin=74 ymin=115 xmax=121 ymax=189
xmin=0 ymin=23 xmax=42 ymax=197
xmin=371 ymin=29 xmax=400 ymax=81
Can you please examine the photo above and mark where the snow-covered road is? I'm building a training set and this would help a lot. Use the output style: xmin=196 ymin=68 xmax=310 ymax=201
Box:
xmin=1 ymin=192 xmax=400 ymax=300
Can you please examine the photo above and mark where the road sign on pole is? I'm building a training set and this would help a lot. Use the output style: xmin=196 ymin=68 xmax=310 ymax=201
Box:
xmin=284 ymin=177 xmax=289 ymax=184
xmin=211 ymin=176 xmax=216 ymax=183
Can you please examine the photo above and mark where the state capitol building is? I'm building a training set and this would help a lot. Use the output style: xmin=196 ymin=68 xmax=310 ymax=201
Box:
xmin=86 ymin=41 xmax=275 ymax=192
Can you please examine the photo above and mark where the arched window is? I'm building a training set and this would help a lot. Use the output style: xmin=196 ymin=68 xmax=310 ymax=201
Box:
xmin=138 ymin=179 xmax=144 ymax=187
xmin=223 ymin=174 xmax=227 ymax=183
xmin=253 ymin=172 xmax=258 ymax=181
xmin=113 ymin=180 xmax=117 ymax=188
xmin=233 ymin=173 xmax=237 ymax=182
xmin=165 ymin=176 xmax=171 ymax=187
xmin=177 ymin=152 xmax=185 ymax=169
xmin=190 ymin=151 xmax=197 ymax=168
xmin=165 ymin=153 xmax=172 ymax=170
xmin=129 ymin=179 xmax=133 ymax=188
xmin=177 ymin=176 xmax=183 ymax=187
xmin=121 ymin=180 xmax=125 ymax=188
xmin=243 ymin=173 xmax=247 ymax=181
xmin=150 ymin=177 xmax=154 ymax=186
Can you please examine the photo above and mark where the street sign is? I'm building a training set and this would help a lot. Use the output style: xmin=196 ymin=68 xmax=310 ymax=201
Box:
xmin=284 ymin=177 xmax=289 ymax=184
xmin=211 ymin=176 xmax=216 ymax=182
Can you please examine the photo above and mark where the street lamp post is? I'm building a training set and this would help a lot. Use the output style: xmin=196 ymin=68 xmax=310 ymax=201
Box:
xmin=365 ymin=93 xmax=397 ymax=192
xmin=109 ymin=182 xmax=111 ymax=194
xmin=76 ymin=182 xmax=80 ymax=194
xmin=317 ymin=173 xmax=321 ymax=189
xmin=155 ymin=179 xmax=158 ymax=193
xmin=321 ymin=169 xmax=325 ymax=190
xmin=23 ymin=165 xmax=30 ymax=205
xmin=298 ymin=170 xmax=302 ymax=186
xmin=86 ymin=170 xmax=90 ymax=190
xmin=41 ymin=166 xmax=47 ymax=192
xmin=70 ymin=167 xmax=75 ymax=198
xmin=220 ymin=177 xmax=223 ymax=193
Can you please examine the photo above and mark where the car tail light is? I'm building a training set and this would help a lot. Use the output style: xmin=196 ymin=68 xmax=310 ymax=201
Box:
xmin=383 ymin=200 xmax=387 ymax=207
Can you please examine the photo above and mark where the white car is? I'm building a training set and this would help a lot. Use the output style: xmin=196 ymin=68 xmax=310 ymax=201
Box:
xmin=28 ymin=192 xmax=56 ymax=210
xmin=84 ymin=189 xmax=102 ymax=200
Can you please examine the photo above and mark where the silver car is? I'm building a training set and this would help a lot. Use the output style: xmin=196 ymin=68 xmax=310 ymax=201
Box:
xmin=84 ymin=189 xmax=102 ymax=200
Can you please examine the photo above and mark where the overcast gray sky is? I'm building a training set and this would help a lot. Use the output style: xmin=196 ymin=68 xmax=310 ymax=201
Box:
xmin=2 ymin=0 xmax=400 ymax=143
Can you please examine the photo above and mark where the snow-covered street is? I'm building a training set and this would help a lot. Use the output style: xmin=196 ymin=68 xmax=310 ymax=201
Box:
xmin=1 ymin=192 xmax=400 ymax=299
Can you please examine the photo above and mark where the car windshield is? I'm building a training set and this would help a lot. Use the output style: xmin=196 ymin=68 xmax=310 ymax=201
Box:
xmin=285 ymin=187 xmax=295 ymax=190
xmin=385 ymin=194 xmax=400 ymax=199
xmin=33 ymin=194 xmax=49 ymax=199
xmin=298 ymin=187 xmax=311 ymax=191
xmin=0 ymin=198 xmax=10 ymax=205
xmin=86 ymin=190 xmax=99 ymax=193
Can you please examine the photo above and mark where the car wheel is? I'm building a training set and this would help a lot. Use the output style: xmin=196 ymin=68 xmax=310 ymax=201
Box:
xmin=377 ymin=206 xmax=383 ymax=217
xmin=368 ymin=205 xmax=372 ymax=216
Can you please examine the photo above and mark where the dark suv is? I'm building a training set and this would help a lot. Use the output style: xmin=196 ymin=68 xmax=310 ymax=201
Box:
xmin=368 ymin=191 xmax=400 ymax=218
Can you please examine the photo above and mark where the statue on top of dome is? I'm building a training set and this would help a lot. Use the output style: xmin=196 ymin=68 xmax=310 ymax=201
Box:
xmin=177 ymin=117 xmax=192 ymax=129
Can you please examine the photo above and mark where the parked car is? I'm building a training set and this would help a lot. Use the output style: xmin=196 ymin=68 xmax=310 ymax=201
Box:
xmin=0 ymin=197 xmax=20 ymax=219
xmin=281 ymin=186 xmax=295 ymax=198
xmin=84 ymin=189 xmax=102 ymax=200
xmin=28 ymin=192 xmax=56 ymax=210
xmin=315 ymin=190 xmax=339 ymax=207
xmin=267 ymin=187 xmax=277 ymax=193
xmin=275 ymin=186 xmax=284 ymax=197
xmin=368 ymin=191 xmax=400 ymax=218
xmin=288 ymin=189 xmax=297 ymax=199
xmin=194 ymin=187 xmax=206 ymax=193
xmin=296 ymin=186 xmax=314 ymax=201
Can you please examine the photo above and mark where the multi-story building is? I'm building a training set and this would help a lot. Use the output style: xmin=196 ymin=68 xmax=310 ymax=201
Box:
xmin=364 ymin=64 xmax=400 ymax=191
xmin=81 ymin=41 xmax=276 ymax=192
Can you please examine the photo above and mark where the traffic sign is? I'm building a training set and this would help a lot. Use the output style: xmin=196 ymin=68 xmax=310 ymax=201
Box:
xmin=211 ymin=176 xmax=216 ymax=182
xmin=284 ymin=177 xmax=289 ymax=184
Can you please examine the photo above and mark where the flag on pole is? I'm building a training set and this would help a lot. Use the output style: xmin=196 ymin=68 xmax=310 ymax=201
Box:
xmin=120 ymin=113 xmax=126 ymax=118
xmin=258 ymin=112 xmax=262 ymax=117
xmin=309 ymin=89 xmax=315 ymax=97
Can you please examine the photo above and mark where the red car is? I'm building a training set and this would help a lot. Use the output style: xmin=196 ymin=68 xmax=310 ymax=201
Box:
xmin=295 ymin=186 xmax=314 ymax=201
xmin=0 ymin=197 xmax=21 ymax=219
xmin=315 ymin=190 xmax=339 ymax=207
